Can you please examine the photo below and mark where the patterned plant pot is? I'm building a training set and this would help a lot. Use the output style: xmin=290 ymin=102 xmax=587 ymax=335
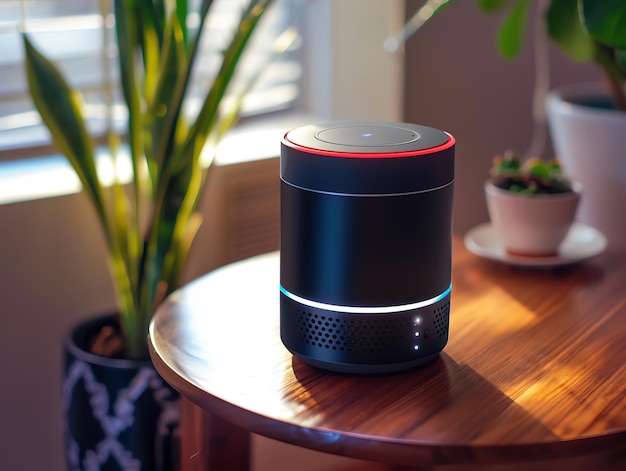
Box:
xmin=63 ymin=314 xmax=180 ymax=471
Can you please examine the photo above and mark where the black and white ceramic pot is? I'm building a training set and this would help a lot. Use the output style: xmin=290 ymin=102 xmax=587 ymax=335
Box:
xmin=63 ymin=314 xmax=180 ymax=471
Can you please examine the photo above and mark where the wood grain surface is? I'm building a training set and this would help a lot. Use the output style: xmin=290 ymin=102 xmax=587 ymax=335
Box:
xmin=149 ymin=239 xmax=626 ymax=468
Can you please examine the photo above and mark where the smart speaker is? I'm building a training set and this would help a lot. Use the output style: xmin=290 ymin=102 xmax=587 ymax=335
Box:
xmin=280 ymin=121 xmax=455 ymax=374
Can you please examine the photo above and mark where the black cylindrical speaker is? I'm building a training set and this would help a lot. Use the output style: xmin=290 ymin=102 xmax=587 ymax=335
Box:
xmin=280 ymin=121 xmax=455 ymax=374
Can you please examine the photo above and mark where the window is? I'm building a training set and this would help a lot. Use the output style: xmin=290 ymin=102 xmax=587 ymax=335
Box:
xmin=0 ymin=0 xmax=405 ymax=204
xmin=0 ymin=0 xmax=302 ymax=158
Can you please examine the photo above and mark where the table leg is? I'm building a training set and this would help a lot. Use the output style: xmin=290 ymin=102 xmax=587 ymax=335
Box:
xmin=179 ymin=397 xmax=251 ymax=471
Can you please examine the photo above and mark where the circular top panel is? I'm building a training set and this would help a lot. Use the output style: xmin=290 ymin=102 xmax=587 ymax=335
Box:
xmin=284 ymin=121 xmax=450 ymax=157
xmin=315 ymin=125 xmax=420 ymax=147
xmin=281 ymin=121 xmax=455 ymax=194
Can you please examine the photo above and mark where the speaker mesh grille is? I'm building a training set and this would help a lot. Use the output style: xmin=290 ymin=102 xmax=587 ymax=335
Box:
xmin=291 ymin=303 xmax=450 ymax=353
xmin=434 ymin=302 xmax=450 ymax=338
xmin=294 ymin=310 xmax=415 ymax=353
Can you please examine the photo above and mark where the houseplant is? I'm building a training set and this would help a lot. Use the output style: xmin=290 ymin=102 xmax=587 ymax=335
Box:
xmin=476 ymin=0 xmax=626 ymax=247
xmin=485 ymin=151 xmax=580 ymax=256
xmin=23 ymin=0 xmax=279 ymax=468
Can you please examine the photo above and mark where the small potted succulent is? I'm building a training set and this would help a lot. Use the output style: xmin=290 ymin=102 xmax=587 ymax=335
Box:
xmin=485 ymin=151 xmax=580 ymax=256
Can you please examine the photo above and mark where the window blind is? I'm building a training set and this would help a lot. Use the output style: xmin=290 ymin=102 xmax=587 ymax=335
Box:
xmin=0 ymin=0 xmax=301 ymax=155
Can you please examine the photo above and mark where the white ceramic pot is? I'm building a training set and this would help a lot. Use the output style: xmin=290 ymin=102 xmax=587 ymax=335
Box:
xmin=485 ymin=181 xmax=581 ymax=256
xmin=546 ymin=82 xmax=626 ymax=249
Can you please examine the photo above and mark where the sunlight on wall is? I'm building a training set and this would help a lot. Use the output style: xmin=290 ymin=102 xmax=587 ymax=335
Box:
xmin=0 ymin=148 xmax=133 ymax=205
xmin=0 ymin=121 xmax=289 ymax=205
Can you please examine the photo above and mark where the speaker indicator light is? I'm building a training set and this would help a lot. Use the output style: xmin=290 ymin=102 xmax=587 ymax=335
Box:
xmin=279 ymin=284 xmax=451 ymax=314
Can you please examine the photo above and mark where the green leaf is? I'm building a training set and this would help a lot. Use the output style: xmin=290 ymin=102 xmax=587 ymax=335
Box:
xmin=546 ymin=0 xmax=595 ymax=61
xmin=527 ymin=161 xmax=550 ymax=180
xmin=152 ymin=0 xmax=216 ymax=177
xmin=476 ymin=0 xmax=511 ymax=13
xmin=165 ymin=212 xmax=203 ymax=300
xmin=22 ymin=35 xmax=105 ymax=220
xmin=139 ymin=0 xmax=165 ymax=49
xmin=176 ymin=0 xmax=189 ymax=46
xmin=152 ymin=0 xmax=274 ymax=301
xmin=180 ymin=0 xmax=274 ymax=166
xmin=138 ymin=2 xmax=163 ymax=105
xmin=23 ymin=0 xmax=278 ymax=359
xmin=150 ymin=13 xmax=186 ymax=172
xmin=497 ymin=0 xmax=531 ymax=58
xmin=114 ymin=0 xmax=143 ymax=164
xmin=617 ymin=47 xmax=626 ymax=70
xmin=581 ymin=0 xmax=626 ymax=48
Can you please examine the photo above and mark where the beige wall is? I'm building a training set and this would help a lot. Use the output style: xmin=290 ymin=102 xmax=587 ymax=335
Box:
xmin=403 ymin=0 xmax=601 ymax=236
xmin=0 ymin=193 xmax=115 ymax=470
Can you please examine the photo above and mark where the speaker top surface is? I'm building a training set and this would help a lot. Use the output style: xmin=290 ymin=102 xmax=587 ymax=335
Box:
xmin=284 ymin=122 xmax=451 ymax=157
xmin=281 ymin=121 xmax=455 ymax=194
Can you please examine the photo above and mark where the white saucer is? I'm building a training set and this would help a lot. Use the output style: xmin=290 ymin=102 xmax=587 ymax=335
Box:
xmin=464 ymin=222 xmax=607 ymax=267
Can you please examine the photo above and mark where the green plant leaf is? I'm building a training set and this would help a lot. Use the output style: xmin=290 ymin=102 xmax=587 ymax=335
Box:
xmin=476 ymin=0 xmax=511 ymax=12
xmin=22 ymin=35 xmax=106 ymax=221
xmin=497 ymin=0 xmax=531 ymax=58
xmin=140 ymin=0 xmax=275 ymax=315
xmin=180 ymin=0 xmax=273 ymax=166
xmin=581 ymin=0 xmax=626 ymax=48
xmin=176 ymin=0 xmax=188 ymax=46
xmin=114 ymin=0 xmax=144 ymax=173
xmin=138 ymin=3 xmax=162 ymax=108
xmin=617 ymin=47 xmax=626 ymax=70
xmin=152 ymin=0 xmax=216 ymax=176
xmin=166 ymin=212 xmax=203 ymax=298
xmin=150 ymin=12 xmax=186 ymax=179
xmin=153 ymin=0 xmax=274 ymax=298
xmin=23 ymin=0 xmax=277 ymax=359
xmin=527 ymin=160 xmax=550 ymax=180
xmin=546 ymin=0 xmax=595 ymax=61
xmin=139 ymin=0 xmax=221 ymax=313
xmin=139 ymin=0 xmax=165 ymax=50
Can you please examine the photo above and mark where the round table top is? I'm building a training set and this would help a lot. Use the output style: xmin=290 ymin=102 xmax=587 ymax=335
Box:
xmin=149 ymin=239 xmax=626 ymax=467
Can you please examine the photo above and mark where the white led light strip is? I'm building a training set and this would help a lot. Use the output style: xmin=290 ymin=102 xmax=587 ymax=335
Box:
xmin=279 ymin=284 xmax=451 ymax=314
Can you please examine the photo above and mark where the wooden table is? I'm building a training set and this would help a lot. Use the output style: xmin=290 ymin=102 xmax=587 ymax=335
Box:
xmin=149 ymin=238 xmax=626 ymax=470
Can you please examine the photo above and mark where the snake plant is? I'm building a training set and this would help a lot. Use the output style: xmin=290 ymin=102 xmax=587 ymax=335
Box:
xmin=23 ymin=0 xmax=276 ymax=359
